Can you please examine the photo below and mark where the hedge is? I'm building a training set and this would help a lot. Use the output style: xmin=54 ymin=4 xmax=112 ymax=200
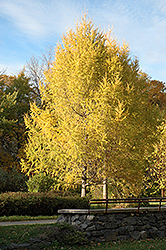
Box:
xmin=0 ymin=191 xmax=89 ymax=216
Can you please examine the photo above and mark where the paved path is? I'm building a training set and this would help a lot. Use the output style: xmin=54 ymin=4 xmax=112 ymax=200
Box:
xmin=0 ymin=219 xmax=58 ymax=226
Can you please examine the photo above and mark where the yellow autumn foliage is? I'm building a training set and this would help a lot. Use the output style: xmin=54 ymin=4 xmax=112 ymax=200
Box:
xmin=21 ymin=15 xmax=162 ymax=196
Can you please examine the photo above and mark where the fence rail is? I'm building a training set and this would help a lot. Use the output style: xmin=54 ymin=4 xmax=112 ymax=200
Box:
xmin=89 ymin=197 xmax=166 ymax=213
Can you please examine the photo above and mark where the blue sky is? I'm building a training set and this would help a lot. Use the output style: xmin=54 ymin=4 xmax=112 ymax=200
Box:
xmin=0 ymin=0 xmax=166 ymax=82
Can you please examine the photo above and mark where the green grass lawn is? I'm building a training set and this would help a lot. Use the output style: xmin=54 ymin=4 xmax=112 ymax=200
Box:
xmin=0 ymin=214 xmax=58 ymax=222
xmin=1 ymin=223 xmax=166 ymax=250
xmin=73 ymin=239 xmax=166 ymax=250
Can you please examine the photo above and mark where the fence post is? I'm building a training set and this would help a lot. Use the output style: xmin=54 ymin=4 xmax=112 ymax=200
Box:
xmin=137 ymin=199 xmax=141 ymax=213
xmin=105 ymin=199 xmax=108 ymax=213
xmin=159 ymin=198 xmax=162 ymax=211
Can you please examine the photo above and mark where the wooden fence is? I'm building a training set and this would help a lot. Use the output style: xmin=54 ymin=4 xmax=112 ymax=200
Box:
xmin=89 ymin=197 xmax=166 ymax=213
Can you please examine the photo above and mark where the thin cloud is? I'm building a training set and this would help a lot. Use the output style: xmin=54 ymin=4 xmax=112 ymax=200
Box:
xmin=0 ymin=1 xmax=46 ymax=38
xmin=0 ymin=0 xmax=80 ymax=39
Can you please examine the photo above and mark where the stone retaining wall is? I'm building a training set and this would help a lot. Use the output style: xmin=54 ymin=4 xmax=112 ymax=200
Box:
xmin=57 ymin=208 xmax=166 ymax=242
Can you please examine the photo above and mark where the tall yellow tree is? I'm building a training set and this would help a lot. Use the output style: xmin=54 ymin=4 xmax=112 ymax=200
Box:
xmin=21 ymin=102 xmax=65 ymax=179
xmin=21 ymin=16 xmax=161 ymax=197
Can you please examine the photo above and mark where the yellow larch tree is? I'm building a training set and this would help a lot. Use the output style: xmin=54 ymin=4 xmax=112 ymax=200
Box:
xmin=21 ymin=16 xmax=162 ymax=197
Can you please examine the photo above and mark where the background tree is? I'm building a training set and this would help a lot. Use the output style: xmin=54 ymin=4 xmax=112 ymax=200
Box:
xmin=0 ymin=71 xmax=36 ymax=171
xmin=0 ymin=89 xmax=17 ymax=134
xmin=146 ymin=80 xmax=166 ymax=111
xmin=21 ymin=16 xmax=162 ymax=197
xmin=25 ymin=46 xmax=54 ymax=102
xmin=142 ymin=79 xmax=166 ymax=197
xmin=144 ymin=122 xmax=166 ymax=197
xmin=0 ymin=70 xmax=38 ymax=192
xmin=0 ymin=73 xmax=17 ymax=171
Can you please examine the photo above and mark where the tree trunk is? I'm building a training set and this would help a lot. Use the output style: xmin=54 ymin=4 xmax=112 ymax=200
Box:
xmin=161 ymin=188 xmax=165 ymax=197
xmin=81 ymin=182 xmax=86 ymax=197
xmin=103 ymin=178 xmax=108 ymax=200
xmin=81 ymin=165 xmax=87 ymax=197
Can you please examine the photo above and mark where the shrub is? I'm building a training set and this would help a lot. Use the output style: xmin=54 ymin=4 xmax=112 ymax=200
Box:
xmin=0 ymin=168 xmax=27 ymax=193
xmin=0 ymin=191 xmax=89 ymax=216
xmin=46 ymin=223 xmax=88 ymax=246
xmin=26 ymin=173 xmax=57 ymax=192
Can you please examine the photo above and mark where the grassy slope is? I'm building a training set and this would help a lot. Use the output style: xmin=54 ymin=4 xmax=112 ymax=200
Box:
xmin=0 ymin=223 xmax=166 ymax=250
